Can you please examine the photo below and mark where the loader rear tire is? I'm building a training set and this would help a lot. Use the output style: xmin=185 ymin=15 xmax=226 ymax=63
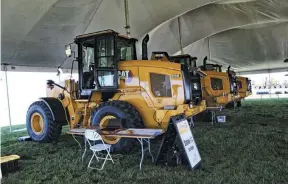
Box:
xmin=91 ymin=101 xmax=144 ymax=153
xmin=26 ymin=101 xmax=62 ymax=142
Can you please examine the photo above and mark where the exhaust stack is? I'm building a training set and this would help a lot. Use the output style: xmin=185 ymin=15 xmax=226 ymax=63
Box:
xmin=203 ymin=56 xmax=208 ymax=70
xmin=142 ymin=34 xmax=149 ymax=60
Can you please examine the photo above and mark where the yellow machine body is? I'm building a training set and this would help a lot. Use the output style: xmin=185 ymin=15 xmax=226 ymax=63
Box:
xmin=200 ymin=70 xmax=236 ymax=107
xmin=237 ymin=76 xmax=252 ymax=99
xmin=27 ymin=30 xmax=206 ymax=150
xmin=47 ymin=60 xmax=206 ymax=130
xmin=168 ymin=54 xmax=239 ymax=109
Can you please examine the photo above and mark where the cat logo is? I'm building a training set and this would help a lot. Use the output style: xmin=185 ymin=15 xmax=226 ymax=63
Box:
xmin=118 ymin=70 xmax=133 ymax=82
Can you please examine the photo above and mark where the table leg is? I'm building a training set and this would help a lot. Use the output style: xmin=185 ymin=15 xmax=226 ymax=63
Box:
xmin=137 ymin=138 xmax=144 ymax=170
xmin=189 ymin=116 xmax=195 ymax=127
xmin=211 ymin=111 xmax=216 ymax=125
xmin=144 ymin=139 xmax=154 ymax=162
xmin=82 ymin=137 xmax=87 ymax=162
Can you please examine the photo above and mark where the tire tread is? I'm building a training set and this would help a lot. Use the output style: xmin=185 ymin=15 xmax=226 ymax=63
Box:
xmin=27 ymin=101 xmax=62 ymax=142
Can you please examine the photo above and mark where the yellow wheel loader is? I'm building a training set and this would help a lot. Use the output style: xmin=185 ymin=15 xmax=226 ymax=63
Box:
xmin=26 ymin=30 xmax=206 ymax=152
xmin=235 ymin=76 xmax=252 ymax=107
xmin=169 ymin=55 xmax=239 ymax=109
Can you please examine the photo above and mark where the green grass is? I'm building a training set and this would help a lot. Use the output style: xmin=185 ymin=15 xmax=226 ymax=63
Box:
xmin=1 ymin=99 xmax=288 ymax=184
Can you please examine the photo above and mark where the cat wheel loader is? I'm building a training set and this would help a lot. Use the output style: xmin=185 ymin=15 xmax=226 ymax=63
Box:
xmin=235 ymin=76 xmax=252 ymax=107
xmin=26 ymin=30 xmax=206 ymax=152
xmin=169 ymin=55 xmax=239 ymax=109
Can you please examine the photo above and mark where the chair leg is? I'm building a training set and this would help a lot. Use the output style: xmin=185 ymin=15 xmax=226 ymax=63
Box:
xmin=88 ymin=152 xmax=98 ymax=169
xmin=107 ymin=149 xmax=114 ymax=164
xmin=98 ymin=154 xmax=109 ymax=170
xmin=94 ymin=152 xmax=99 ymax=162
xmin=88 ymin=151 xmax=114 ymax=170
xmin=88 ymin=151 xmax=99 ymax=169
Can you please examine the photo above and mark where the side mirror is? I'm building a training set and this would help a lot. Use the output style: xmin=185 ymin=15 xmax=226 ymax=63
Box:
xmin=65 ymin=44 xmax=72 ymax=57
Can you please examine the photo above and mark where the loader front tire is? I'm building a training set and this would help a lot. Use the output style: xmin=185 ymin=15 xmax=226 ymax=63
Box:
xmin=91 ymin=101 xmax=143 ymax=153
xmin=26 ymin=101 xmax=62 ymax=142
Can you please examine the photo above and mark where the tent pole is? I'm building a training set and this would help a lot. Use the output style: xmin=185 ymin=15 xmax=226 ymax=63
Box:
xmin=268 ymin=69 xmax=271 ymax=98
xmin=124 ymin=0 xmax=131 ymax=38
xmin=178 ymin=17 xmax=184 ymax=55
xmin=3 ymin=64 xmax=12 ymax=132
xmin=208 ymin=37 xmax=211 ymax=60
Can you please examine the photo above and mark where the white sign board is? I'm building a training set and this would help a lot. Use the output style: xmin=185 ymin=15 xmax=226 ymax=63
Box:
xmin=175 ymin=119 xmax=201 ymax=169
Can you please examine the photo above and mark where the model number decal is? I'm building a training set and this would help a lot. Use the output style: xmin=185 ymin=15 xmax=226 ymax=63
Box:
xmin=171 ymin=74 xmax=181 ymax=78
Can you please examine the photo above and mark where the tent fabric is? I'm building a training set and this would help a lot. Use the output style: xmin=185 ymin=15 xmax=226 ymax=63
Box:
xmin=1 ymin=0 xmax=288 ymax=72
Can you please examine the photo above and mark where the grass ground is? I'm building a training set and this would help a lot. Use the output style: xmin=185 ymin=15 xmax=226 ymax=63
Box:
xmin=1 ymin=99 xmax=288 ymax=184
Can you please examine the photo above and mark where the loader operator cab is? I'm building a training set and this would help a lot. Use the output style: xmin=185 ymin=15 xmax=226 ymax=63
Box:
xmin=67 ymin=30 xmax=137 ymax=98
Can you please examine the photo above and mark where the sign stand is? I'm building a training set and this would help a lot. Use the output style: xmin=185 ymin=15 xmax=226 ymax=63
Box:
xmin=155 ymin=114 xmax=201 ymax=170
xmin=155 ymin=115 xmax=180 ymax=167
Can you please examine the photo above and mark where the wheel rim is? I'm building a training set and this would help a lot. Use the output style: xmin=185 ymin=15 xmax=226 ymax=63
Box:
xmin=99 ymin=115 xmax=121 ymax=144
xmin=30 ymin=112 xmax=44 ymax=135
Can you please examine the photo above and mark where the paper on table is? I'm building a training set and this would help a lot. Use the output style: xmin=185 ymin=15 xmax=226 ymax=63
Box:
xmin=116 ymin=129 xmax=163 ymax=136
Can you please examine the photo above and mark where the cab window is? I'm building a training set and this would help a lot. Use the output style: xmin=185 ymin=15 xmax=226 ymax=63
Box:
xmin=96 ymin=36 xmax=115 ymax=68
xmin=211 ymin=78 xmax=223 ymax=90
xmin=97 ymin=71 xmax=114 ymax=87
xmin=117 ymin=38 xmax=136 ymax=61
xmin=82 ymin=39 xmax=95 ymax=89
xmin=238 ymin=81 xmax=243 ymax=89
xmin=150 ymin=73 xmax=172 ymax=97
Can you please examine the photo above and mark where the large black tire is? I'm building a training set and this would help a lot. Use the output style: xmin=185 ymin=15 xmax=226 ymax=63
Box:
xmin=26 ymin=101 xmax=62 ymax=142
xmin=91 ymin=101 xmax=144 ymax=153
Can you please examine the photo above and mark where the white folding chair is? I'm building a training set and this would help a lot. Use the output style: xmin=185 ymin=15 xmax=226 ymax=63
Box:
xmin=82 ymin=129 xmax=114 ymax=170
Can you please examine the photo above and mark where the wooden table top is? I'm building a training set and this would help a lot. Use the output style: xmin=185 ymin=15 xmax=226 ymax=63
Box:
xmin=68 ymin=128 xmax=164 ymax=139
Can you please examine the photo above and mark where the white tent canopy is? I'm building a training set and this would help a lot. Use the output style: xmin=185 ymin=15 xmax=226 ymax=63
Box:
xmin=2 ymin=0 xmax=288 ymax=72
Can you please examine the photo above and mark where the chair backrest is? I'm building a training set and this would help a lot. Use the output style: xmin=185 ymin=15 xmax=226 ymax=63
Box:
xmin=85 ymin=129 xmax=102 ymax=141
